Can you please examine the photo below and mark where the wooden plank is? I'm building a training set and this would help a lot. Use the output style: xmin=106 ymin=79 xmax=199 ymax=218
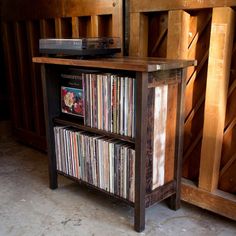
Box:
xmin=181 ymin=178 xmax=236 ymax=221
xmin=129 ymin=13 xmax=148 ymax=57
xmin=33 ymin=56 xmax=196 ymax=72
xmin=91 ymin=15 xmax=99 ymax=37
xmin=130 ymin=0 xmax=236 ymax=13
xmin=14 ymin=22 xmax=32 ymax=130
xmin=26 ymin=21 xmax=42 ymax=135
xmin=164 ymin=84 xmax=178 ymax=183
xmin=167 ymin=10 xmax=190 ymax=59
xmin=199 ymin=7 xmax=235 ymax=192
xmin=62 ymin=0 xmax=115 ymax=17
xmin=72 ymin=17 xmax=79 ymax=38
xmin=152 ymin=85 xmax=168 ymax=189
xmin=145 ymin=181 xmax=176 ymax=208
xmin=2 ymin=23 xmax=20 ymax=128
xmin=55 ymin=18 xmax=62 ymax=38
xmin=134 ymin=72 xmax=148 ymax=232
xmin=41 ymin=64 xmax=61 ymax=189
xmin=169 ymin=68 xmax=186 ymax=210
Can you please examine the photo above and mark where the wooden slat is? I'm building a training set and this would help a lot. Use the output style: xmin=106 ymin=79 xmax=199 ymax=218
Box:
xmin=181 ymin=178 xmax=236 ymax=221
xmin=14 ymin=22 xmax=32 ymax=130
xmin=72 ymin=17 xmax=79 ymax=38
xmin=55 ymin=18 xmax=62 ymax=38
xmin=134 ymin=72 xmax=148 ymax=232
xmin=129 ymin=13 xmax=148 ymax=57
xmin=199 ymin=7 xmax=235 ymax=192
xmin=164 ymin=84 xmax=177 ymax=183
xmin=40 ymin=19 xmax=56 ymax=38
xmin=2 ymin=23 xmax=20 ymax=127
xmin=130 ymin=0 xmax=236 ymax=13
xmin=26 ymin=21 xmax=43 ymax=135
xmin=91 ymin=15 xmax=99 ymax=37
xmin=167 ymin=10 xmax=190 ymax=59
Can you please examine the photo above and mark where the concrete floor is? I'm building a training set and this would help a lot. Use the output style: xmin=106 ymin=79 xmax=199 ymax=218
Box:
xmin=0 ymin=122 xmax=236 ymax=236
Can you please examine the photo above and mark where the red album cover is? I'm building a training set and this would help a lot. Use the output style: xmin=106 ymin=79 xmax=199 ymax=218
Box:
xmin=61 ymin=86 xmax=84 ymax=117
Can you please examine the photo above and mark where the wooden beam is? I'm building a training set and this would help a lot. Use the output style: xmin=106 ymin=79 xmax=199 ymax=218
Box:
xmin=130 ymin=0 xmax=236 ymax=13
xmin=167 ymin=10 xmax=190 ymax=59
xmin=55 ymin=18 xmax=62 ymax=38
xmin=181 ymin=178 xmax=236 ymax=221
xmin=72 ymin=17 xmax=79 ymax=38
xmin=199 ymin=7 xmax=235 ymax=192
xmin=91 ymin=15 xmax=99 ymax=37
xmin=129 ymin=13 xmax=148 ymax=57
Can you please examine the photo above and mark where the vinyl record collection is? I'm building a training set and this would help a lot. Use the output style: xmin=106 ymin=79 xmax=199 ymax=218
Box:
xmin=54 ymin=126 xmax=135 ymax=202
xmin=83 ymin=73 xmax=136 ymax=137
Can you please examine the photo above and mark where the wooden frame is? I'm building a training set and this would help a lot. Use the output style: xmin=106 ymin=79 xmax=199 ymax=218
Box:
xmin=129 ymin=0 xmax=236 ymax=221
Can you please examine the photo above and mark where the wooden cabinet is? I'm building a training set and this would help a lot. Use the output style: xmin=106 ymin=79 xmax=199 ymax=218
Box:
xmin=33 ymin=56 xmax=195 ymax=232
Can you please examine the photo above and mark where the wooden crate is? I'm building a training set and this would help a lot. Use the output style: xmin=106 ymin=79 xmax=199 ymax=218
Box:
xmin=1 ymin=0 xmax=123 ymax=150
xmin=129 ymin=0 xmax=236 ymax=220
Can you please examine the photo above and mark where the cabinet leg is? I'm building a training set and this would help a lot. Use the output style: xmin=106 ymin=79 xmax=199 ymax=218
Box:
xmin=168 ymin=192 xmax=181 ymax=210
xmin=49 ymin=171 xmax=58 ymax=189
xmin=134 ymin=203 xmax=145 ymax=232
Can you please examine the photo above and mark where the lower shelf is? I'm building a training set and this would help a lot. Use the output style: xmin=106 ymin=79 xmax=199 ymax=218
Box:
xmin=57 ymin=170 xmax=135 ymax=207
xmin=57 ymin=171 xmax=176 ymax=209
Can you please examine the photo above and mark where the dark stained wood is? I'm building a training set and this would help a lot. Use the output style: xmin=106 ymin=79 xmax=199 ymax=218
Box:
xmin=41 ymin=64 xmax=61 ymax=189
xmin=14 ymin=22 xmax=33 ymax=130
xmin=148 ymin=12 xmax=168 ymax=58
xmin=169 ymin=68 xmax=186 ymax=210
xmin=26 ymin=21 xmax=46 ymax=136
xmin=53 ymin=116 xmax=135 ymax=144
xmin=13 ymin=127 xmax=46 ymax=151
xmin=134 ymin=72 xmax=149 ymax=232
xmin=35 ymin=56 xmax=193 ymax=232
xmin=146 ymin=88 xmax=155 ymax=192
xmin=145 ymin=181 xmax=176 ymax=208
xmin=2 ymin=23 xmax=21 ymax=127
xmin=57 ymin=171 xmax=135 ymax=207
xmin=33 ymin=56 xmax=196 ymax=72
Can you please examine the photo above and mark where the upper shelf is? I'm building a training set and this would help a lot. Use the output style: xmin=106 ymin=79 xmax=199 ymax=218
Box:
xmin=33 ymin=56 xmax=197 ymax=72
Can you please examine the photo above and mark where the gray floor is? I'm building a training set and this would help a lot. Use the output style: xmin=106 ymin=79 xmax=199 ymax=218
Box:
xmin=0 ymin=122 xmax=236 ymax=236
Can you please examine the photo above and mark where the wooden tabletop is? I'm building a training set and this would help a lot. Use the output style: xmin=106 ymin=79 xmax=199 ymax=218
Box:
xmin=33 ymin=56 xmax=196 ymax=72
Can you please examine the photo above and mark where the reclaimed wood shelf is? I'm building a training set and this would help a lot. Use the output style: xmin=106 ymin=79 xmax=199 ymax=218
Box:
xmin=33 ymin=56 xmax=195 ymax=232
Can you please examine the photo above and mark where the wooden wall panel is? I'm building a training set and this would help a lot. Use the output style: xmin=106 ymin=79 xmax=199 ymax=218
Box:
xmin=130 ymin=0 xmax=236 ymax=220
xmin=1 ymin=0 xmax=123 ymax=150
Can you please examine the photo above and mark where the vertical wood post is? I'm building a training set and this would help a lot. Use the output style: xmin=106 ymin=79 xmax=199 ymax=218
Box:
xmin=55 ymin=18 xmax=62 ymax=38
xmin=167 ymin=10 xmax=190 ymax=59
xmin=129 ymin=13 xmax=148 ymax=57
xmin=170 ymin=69 xmax=187 ymax=210
xmin=199 ymin=7 xmax=235 ymax=192
xmin=134 ymin=72 xmax=148 ymax=232
xmin=166 ymin=10 xmax=190 ymax=208
xmin=72 ymin=17 xmax=79 ymax=38
xmin=91 ymin=15 xmax=99 ymax=37
xmin=41 ymin=65 xmax=60 ymax=189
